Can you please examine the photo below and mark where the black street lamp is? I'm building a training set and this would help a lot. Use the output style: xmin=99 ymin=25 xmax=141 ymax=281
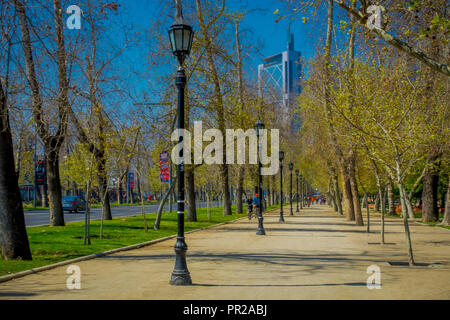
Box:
xmin=168 ymin=0 xmax=194 ymax=286
xmin=289 ymin=162 xmax=293 ymax=216
xmin=299 ymin=174 xmax=303 ymax=209
xmin=307 ymin=182 xmax=311 ymax=207
xmin=295 ymin=169 xmax=299 ymax=213
xmin=255 ymin=120 xmax=266 ymax=235
xmin=279 ymin=150 xmax=285 ymax=222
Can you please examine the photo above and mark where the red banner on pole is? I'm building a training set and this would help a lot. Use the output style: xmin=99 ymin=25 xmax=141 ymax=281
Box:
xmin=128 ymin=172 xmax=135 ymax=189
xmin=160 ymin=151 xmax=170 ymax=183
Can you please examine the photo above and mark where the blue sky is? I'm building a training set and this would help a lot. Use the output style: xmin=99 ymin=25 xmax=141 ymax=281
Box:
xmin=118 ymin=0 xmax=326 ymax=72
xmin=64 ymin=0 xmax=345 ymax=110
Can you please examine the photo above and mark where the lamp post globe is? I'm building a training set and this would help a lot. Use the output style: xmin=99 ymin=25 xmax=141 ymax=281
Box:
xmin=255 ymin=120 xmax=265 ymax=235
xmin=279 ymin=150 xmax=285 ymax=162
xmin=169 ymin=0 xmax=194 ymax=286
xmin=255 ymin=120 xmax=264 ymax=135
xmin=168 ymin=13 xmax=194 ymax=66
xmin=279 ymin=150 xmax=285 ymax=222
xmin=288 ymin=162 xmax=293 ymax=216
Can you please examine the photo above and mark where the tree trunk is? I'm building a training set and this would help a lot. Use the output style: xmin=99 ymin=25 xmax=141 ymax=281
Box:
xmin=374 ymin=193 xmax=380 ymax=212
xmin=404 ymin=191 xmax=415 ymax=219
xmin=195 ymin=0 xmax=230 ymax=216
xmin=154 ymin=176 xmax=177 ymax=230
xmin=341 ymin=167 xmax=355 ymax=220
xmin=387 ymin=181 xmax=395 ymax=215
xmin=221 ymin=164 xmax=232 ymax=215
xmin=45 ymin=141 xmax=65 ymax=226
xmin=236 ymin=166 xmax=244 ymax=214
xmin=234 ymin=21 xmax=245 ymax=215
xmin=41 ymin=184 xmax=47 ymax=207
xmin=118 ymin=176 xmax=123 ymax=205
xmin=206 ymin=190 xmax=211 ymax=220
xmin=0 ymin=80 xmax=32 ymax=260
xmin=362 ymin=192 xmax=368 ymax=209
xmin=398 ymin=181 xmax=415 ymax=266
xmin=331 ymin=171 xmax=343 ymax=215
xmin=348 ymin=155 xmax=363 ymax=226
xmin=97 ymin=154 xmax=112 ymax=220
xmin=380 ymin=186 xmax=386 ymax=244
xmin=329 ymin=177 xmax=338 ymax=212
xmin=422 ymin=149 xmax=440 ymax=222
xmin=185 ymin=166 xmax=197 ymax=222
xmin=14 ymin=0 xmax=68 ymax=220
xmin=441 ymin=178 xmax=450 ymax=226
xmin=130 ymin=185 xmax=135 ymax=204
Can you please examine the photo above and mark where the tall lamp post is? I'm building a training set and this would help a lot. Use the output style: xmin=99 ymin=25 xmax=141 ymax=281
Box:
xmin=307 ymin=182 xmax=311 ymax=207
xmin=279 ymin=150 xmax=285 ymax=222
xmin=299 ymin=174 xmax=303 ymax=209
xmin=255 ymin=120 xmax=266 ymax=235
xmin=289 ymin=162 xmax=293 ymax=216
xmin=295 ymin=169 xmax=299 ymax=213
xmin=168 ymin=0 xmax=194 ymax=286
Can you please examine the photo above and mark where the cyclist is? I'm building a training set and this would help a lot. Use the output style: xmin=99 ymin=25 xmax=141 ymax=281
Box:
xmin=252 ymin=193 xmax=261 ymax=217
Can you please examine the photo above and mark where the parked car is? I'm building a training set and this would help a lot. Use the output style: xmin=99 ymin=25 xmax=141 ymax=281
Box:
xmin=62 ymin=196 xmax=86 ymax=213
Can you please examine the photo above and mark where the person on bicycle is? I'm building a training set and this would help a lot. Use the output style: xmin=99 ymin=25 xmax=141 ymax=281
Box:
xmin=246 ymin=196 xmax=253 ymax=220
xmin=252 ymin=193 xmax=261 ymax=216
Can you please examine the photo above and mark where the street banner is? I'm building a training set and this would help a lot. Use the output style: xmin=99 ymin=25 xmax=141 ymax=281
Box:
xmin=128 ymin=172 xmax=135 ymax=189
xmin=35 ymin=159 xmax=46 ymax=185
xmin=160 ymin=151 xmax=170 ymax=182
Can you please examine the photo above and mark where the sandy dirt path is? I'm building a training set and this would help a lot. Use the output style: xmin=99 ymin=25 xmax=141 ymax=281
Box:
xmin=1 ymin=205 xmax=449 ymax=299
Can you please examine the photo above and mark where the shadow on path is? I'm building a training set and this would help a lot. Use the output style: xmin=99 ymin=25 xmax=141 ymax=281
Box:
xmin=213 ymin=227 xmax=368 ymax=234
xmin=0 ymin=292 xmax=36 ymax=297
xmin=191 ymin=282 xmax=367 ymax=287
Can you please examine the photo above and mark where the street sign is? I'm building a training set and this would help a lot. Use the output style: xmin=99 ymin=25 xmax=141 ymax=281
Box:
xmin=160 ymin=151 xmax=170 ymax=183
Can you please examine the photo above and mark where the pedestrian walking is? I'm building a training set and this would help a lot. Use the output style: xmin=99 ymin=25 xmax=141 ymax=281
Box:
xmin=246 ymin=196 xmax=253 ymax=220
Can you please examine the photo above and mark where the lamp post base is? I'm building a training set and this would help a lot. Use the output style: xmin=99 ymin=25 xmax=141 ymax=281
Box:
xmin=170 ymin=238 xmax=192 ymax=286
xmin=170 ymin=273 xmax=192 ymax=286
xmin=279 ymin=213 xmax=285 ymax=223
xmin=256 ymin=216 xmax=266 ymax=235
xmin=256 ymin=229 xmax=266 ymax=235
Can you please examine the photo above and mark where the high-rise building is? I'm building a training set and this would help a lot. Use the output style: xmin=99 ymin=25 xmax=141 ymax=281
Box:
xmin=258 ymin=25 xmax=302 ymax=126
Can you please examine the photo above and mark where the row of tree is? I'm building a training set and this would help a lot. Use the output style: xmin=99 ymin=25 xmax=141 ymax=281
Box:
xmin=0 ymin=0 xmax=448 ymax=267
xmin=280 ymin=0 xmax=449 ymax=266
xmin=0 ymin=0 xmax=297 ymax=260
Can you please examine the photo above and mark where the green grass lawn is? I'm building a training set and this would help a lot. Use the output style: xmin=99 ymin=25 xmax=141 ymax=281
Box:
xmin=22 ymin=200 xmax=161 ymax=212
xmin=90 ymin=200 xmax=161 ymax=208
xmin=0 ymin=204 xmax=279 ymax=277
xmin=23 ymin=205 xmax=48 ymax=212
xmin=418 ymin=220 xmax=450 ymax=230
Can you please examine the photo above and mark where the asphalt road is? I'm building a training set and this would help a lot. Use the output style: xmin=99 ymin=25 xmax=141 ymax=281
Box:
xmin=24 ymin=201 xmax=222 ymax=227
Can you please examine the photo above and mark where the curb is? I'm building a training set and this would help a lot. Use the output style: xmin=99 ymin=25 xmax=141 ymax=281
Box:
xmin=414 ymin=220 xmax=450 ymax=232
xmin=376 ymin=211 xmax=450 ymax=232
xmin=0 ymin=215 xmax=253 ymax=284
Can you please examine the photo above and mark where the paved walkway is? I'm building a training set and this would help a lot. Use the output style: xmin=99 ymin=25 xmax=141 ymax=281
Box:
xmin=1 ymin=205 xmax=449 ymax=299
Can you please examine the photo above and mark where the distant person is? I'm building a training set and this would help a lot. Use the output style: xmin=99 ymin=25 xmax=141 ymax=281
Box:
xmin=246 ymin=196 xmax=253 ymax=220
